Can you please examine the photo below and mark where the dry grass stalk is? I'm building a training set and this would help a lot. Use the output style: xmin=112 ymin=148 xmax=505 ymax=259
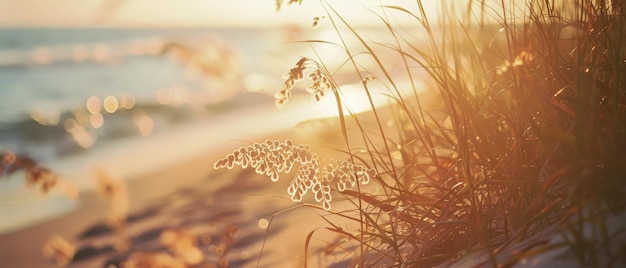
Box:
xmin=275 ymin=57 xmax=334 ymax=106
xmin=1 ymin=151 xmax=78 ymax=199
xmin=233 ymin=0 xmax=626 ymax=266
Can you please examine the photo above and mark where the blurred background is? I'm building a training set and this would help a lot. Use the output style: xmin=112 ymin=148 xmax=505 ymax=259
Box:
xmin=0 ymin=0 xmax=417 ymax=164
xmin=0 ymin=0 xmax=422 ymax=233
xmin=0 ymin=0 xmax=319 ymax=163
xmin=0 ymin=0 xmax=336 ymax=233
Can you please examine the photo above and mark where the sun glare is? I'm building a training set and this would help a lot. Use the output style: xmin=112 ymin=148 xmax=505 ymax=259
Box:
xmin=244 ymin=73 xmax=268 ymax=92
xmin=304 ymin=78 xmax=426 ymax=120
xmin=306 ymin=83 xmax=386 ymax=119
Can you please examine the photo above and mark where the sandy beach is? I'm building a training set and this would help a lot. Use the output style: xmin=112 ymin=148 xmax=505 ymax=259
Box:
xmin=0 ymin=112 xmax=375 ymax=268
xmin=0 ymin=75 xmax=443 ymax=267
xmin=2 ymin=1 xmax=624 ymax=267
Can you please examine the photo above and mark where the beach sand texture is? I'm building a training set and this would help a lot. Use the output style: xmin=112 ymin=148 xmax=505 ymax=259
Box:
xmin=0 ymin=115 xmax=378 ymax=268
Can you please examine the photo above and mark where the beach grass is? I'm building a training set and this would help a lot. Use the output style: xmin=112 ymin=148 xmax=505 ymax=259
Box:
xmin=2 ymin=0 xmax=625 ymax=267
xmin=236 ymin=0 xmax=626 ymax=266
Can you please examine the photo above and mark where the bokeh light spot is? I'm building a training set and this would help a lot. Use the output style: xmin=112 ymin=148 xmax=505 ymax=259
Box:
xmin=89 ymin=113 xmax=104 ymax=128
xmin=118 ymin=93 xmax=136 ymax=109
xmin=157 ymin=88 xmax=172 ymax=105
xmin=257 ymin=218 xmax=269 ymax=229
xmin=86 ymin=96 xmax=102 ymax=114
xmin=103 ymin=96 xmax=119 ymax=113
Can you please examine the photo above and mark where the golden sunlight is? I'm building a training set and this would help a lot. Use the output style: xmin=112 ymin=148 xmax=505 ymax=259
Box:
xmin=305 ymin=78 xmax=426 ymax=119
xmin=306 ymin=83 xmax=380 ymax=118
xmin=3 ymin=1 xmax=620 ymax=267
xmin=0 ymin=0 xmax=446 ymax=27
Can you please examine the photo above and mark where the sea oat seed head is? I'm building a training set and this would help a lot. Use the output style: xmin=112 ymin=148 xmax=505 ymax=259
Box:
xmin=215 ymin=139 xmax=377 ymax=210
xmin=337 ymin=181 xmax=346 ymax=192
xmin=322 ymin=201 xmax=331 ymax=211
xmin=292 ymin=191 xmax=302 ymax=202
xmin=270 ymin=172 xmax=279 ymax=182
xmin=314 ymin=188 xmax=324 ymax=202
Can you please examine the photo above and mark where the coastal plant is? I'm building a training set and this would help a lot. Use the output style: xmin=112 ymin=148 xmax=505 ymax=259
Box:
xmin=275 ymin=56 xmax=334 ymax=106
xmin=214 ymin=139 xmax=377 ymax=211
xmin=230 ymin=0 xmax=626 ymax=266
xmin=0 ymin=151 xmax=78 ymax=199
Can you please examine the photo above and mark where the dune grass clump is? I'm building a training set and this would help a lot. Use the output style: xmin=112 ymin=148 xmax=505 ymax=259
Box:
xmin=216 ymin=0 xmax=626 ymax=266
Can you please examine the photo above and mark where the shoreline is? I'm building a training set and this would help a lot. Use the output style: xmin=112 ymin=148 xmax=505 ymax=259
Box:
xmin=0 ymin=87 xmax=440 ymax=267
xmin=0 ymin=93 xmax=336 ymax=235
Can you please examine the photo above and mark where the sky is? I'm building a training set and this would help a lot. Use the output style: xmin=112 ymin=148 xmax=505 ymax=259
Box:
xmin=0 ymin=0 xmax=462 ymax=28
xmin=0 ymin=0 xmax=380 ymax=27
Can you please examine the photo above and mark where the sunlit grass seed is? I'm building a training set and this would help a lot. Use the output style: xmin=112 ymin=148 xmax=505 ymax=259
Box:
xmin=215 ymin=139 xmax=376 ymax=210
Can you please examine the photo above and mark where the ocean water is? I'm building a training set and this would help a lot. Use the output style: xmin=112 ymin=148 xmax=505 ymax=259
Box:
xmin=0 ymin=27 xmax=423 ymax=233
xmin=0 ymin=28 xmax=289 ymax=159
xmin=0 ymin=27 xmax=318 ymax=233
